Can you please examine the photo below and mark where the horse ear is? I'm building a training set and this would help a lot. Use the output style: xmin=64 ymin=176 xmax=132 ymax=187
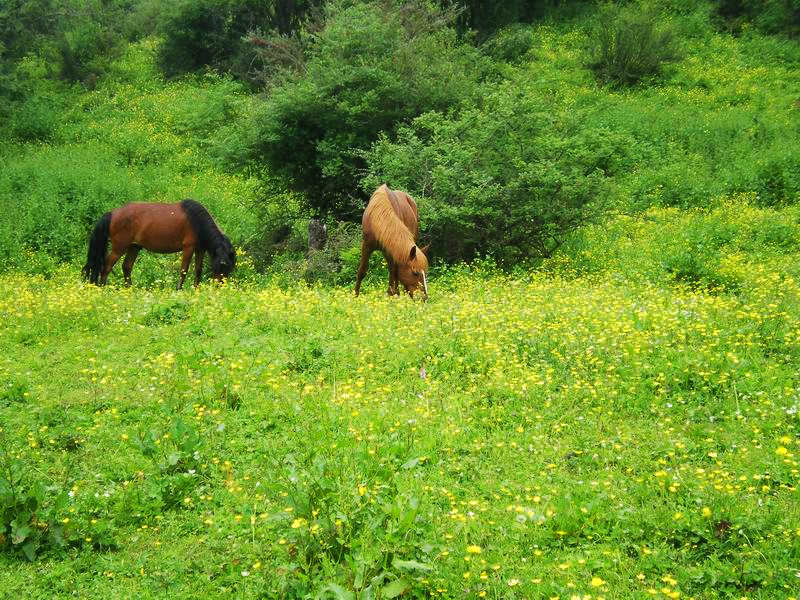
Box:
xmin=409 ymin=245 xmax=417 ymax=260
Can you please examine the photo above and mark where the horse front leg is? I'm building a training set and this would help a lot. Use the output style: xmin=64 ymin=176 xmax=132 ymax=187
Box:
xmin=388 ymin=261 xmax=400 ymax=296
xmin=178 ymin=246 xmax=194 ymax=290
xmin=193 ymin=249 xmax=205 ymax=287
xmin=354 ymin=240 xmax=372 ymax=296
xmin=100 ymin=249 xmax=123 ymax=286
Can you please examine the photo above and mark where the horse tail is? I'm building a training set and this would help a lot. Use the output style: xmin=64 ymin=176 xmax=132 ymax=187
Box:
xmin=180 ymin=199 xmax=236 ymax=276
xmin=82 ymin=211 xmax=111 ymax=284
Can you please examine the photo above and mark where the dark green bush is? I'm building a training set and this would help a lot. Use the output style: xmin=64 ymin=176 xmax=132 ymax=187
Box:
xmin=303 ymin=222 xmax=362 ymax=285
xmin=239 ymin=1 xmax=488 ymax=220
xmin=8 ymin=95 xmax=61 ymax=141
xmin=157 ymin=0 xmax=322 ymax=80
xmin=447 ymin=0 xmax=589 ymax=37
xmin=587 ymin=3 xmax=680 ymax=86
xmin=754 ymin=151 xmax=800 ymax=206
xmin=157 ymin=0 xmax=236 ymax=77
xmin=363 ymin=83 xmax=632 ymax=265
xmin=661 ymin=248 xmax=741 ymax=293
xmin=716 ymin=0 xmax=800 ymax=36
xmin=482 ymin=24 xmax=536 ymax=63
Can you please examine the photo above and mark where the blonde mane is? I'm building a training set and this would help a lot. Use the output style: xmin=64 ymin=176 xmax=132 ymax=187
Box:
xmin=365 ymin=186 xmax=428 ymax=269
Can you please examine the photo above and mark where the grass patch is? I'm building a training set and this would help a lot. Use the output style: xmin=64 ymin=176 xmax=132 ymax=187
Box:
xmin=0 ymin=270 xmax=798 ymax=597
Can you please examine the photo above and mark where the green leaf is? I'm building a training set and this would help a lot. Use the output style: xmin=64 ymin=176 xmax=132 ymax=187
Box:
xmin=50 ymin=525 xmax=65 ymax=548
xmin=21 ymin=540 xmax=37 ymax=561
xmin=401 ymin=457 xmax=420 ymax=470
xmin=11 ymin=519 xmax=31 ymax=544
xmin=392 ymin=559 xmax=433 ymax=572
xmin=315 ymin=583 xmax=354 ymax=600
xmin=381 ymin=578 xmax=410 ymax=598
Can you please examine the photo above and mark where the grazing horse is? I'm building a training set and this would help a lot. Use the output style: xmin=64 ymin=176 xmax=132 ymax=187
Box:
xmin=355 ymin=184 xmax=428 ymax=299
xmin=82 ymin=199 xmax=235 ymax=288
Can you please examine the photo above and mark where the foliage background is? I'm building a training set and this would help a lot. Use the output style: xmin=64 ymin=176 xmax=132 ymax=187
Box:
xmin=2 ymin=0 xmax=799 ymax=282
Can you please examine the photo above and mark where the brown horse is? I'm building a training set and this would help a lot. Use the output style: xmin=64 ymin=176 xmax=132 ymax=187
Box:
xmin=82 ymin=199 xmax=235 ymax=288
xmin=355 ymin=184 xmax=428 ymax=299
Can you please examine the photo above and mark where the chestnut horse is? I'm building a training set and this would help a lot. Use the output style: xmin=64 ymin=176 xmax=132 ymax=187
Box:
xmin=355 ymin=184 xmax=428 ymax=299
xmin=82 ymin=199 xmax=235 ymax=288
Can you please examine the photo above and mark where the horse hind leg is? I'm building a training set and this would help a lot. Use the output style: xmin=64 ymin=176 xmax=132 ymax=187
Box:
xmin=121 ymin=245 xmax=141 ymax=287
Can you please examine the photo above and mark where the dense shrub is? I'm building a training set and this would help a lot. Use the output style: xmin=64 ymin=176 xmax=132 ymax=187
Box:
xmin=0 ymin=145 xmax=147 ymax=269
xmin=753 ymin=150 xmax=800 ymax=206
xmin=0 ymin=0 xmax=134 ymax=83
xmin=363 ymin=82 xmax=632 ymax=265
xmin=238 ymin=1 xmax=489 ymax=220
xmin=157 ymin=0 xmax=322 ymax=80
xmin=716 ymin=0 xmax=800 ymax=36
xmin=481 ymin=24 xmax=536 ymax=63
xmin=0 ymin=0 xmax=141 ymax=135
xmin=446 ymin=0 xmax=590 ymax=37
xmin=586 ymin=3 xmax=680 ymax=86
xmin=157 ymin=0 xmax=240 ymax=78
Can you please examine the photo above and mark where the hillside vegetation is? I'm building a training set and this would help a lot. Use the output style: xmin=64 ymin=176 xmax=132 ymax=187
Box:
xmin=1 ymin=0 xmax=799 ymax=278
xmin=1 ymin=0 xmax=800 ymax=598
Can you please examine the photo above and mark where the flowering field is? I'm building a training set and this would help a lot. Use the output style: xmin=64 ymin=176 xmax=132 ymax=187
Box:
xmin=1 ymin=268 xmax=798 ymax=599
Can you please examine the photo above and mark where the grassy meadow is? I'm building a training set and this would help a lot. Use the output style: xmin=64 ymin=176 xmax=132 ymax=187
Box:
xmin=2 ymin=1 xmax=800 ymax=598
xmin=1 ymin=255 xmax=799 ymax=598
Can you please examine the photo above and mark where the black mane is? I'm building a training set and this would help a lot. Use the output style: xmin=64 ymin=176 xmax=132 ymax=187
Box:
xmin=180 ymin=199 xmax=236 ymax=276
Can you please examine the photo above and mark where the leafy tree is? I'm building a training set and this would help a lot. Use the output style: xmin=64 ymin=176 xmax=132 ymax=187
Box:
xmin=363 ymin=82 xmax=633 ymax=265
xmin=240 ymin=0 xmax=488 ymax=219
xmin=716 ymin=0 xmax=800 ymax=36
xmin=586 ymin=3 xmax=680 ymax=87
xmin=439 ymin=0 xmax=591 ymax=37
xmin=157 ymin=0 xmax=323 ymax=80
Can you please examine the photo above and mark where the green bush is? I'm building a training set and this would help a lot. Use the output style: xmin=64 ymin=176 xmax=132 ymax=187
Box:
xmin=239 ymin=0 xmax=489 ymax=220
xmin=661 ymin=247 xmax=741 ymax=293
xmin=586 ymin=3 xmax=680 ymax=86
xmin=482 ymin=24 xmax=536 ymax=63
xmin=157 ymin=0 xmax=237 ymax=78
xmin=716 ymin=0 xmax=800 ymax=36
xmin=753 ymin=150 xmax=800 ymax=206
xmin=0 ymin=145 xmax=146 ymax=268
xmin=448 ymin=0 xmax=588 ymax=37
xmin=157 ymin=0 xmax=322 ymax=80
xmin=363 ymin=82 xmax=631 ymax=265
xmin=7 ymin=95 xmax=61 ymax=141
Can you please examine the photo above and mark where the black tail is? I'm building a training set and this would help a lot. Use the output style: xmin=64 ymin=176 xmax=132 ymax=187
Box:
xmin=82 ymin=212 xmax=111 ymax=284
xmin=180 ymin=199 xmax=236 ymax=277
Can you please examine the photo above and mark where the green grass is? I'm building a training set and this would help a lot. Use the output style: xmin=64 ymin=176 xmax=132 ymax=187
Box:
xmin=1 ymin=262 xmax=798 ymax=599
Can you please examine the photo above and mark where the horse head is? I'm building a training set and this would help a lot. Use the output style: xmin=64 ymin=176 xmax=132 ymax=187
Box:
xmin=398 ymin=244 xmax=429 ymax=300
xmin=211 ymin=236 xmax=236 ymax=280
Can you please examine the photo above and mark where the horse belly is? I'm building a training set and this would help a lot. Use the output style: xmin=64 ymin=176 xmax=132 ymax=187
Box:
xmin=135 ymin=220 xmax=191 ymax=253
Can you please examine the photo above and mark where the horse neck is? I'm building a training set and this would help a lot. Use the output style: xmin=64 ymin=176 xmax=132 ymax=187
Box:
xmin=369 ymin=197 xmax=416 ymax=265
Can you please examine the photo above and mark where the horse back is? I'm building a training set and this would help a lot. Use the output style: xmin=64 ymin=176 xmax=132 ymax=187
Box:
xmin=110 ymin=202 xmax=195 ymax=253
xmin=384 ymin=187 xmax=419 ymax=240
